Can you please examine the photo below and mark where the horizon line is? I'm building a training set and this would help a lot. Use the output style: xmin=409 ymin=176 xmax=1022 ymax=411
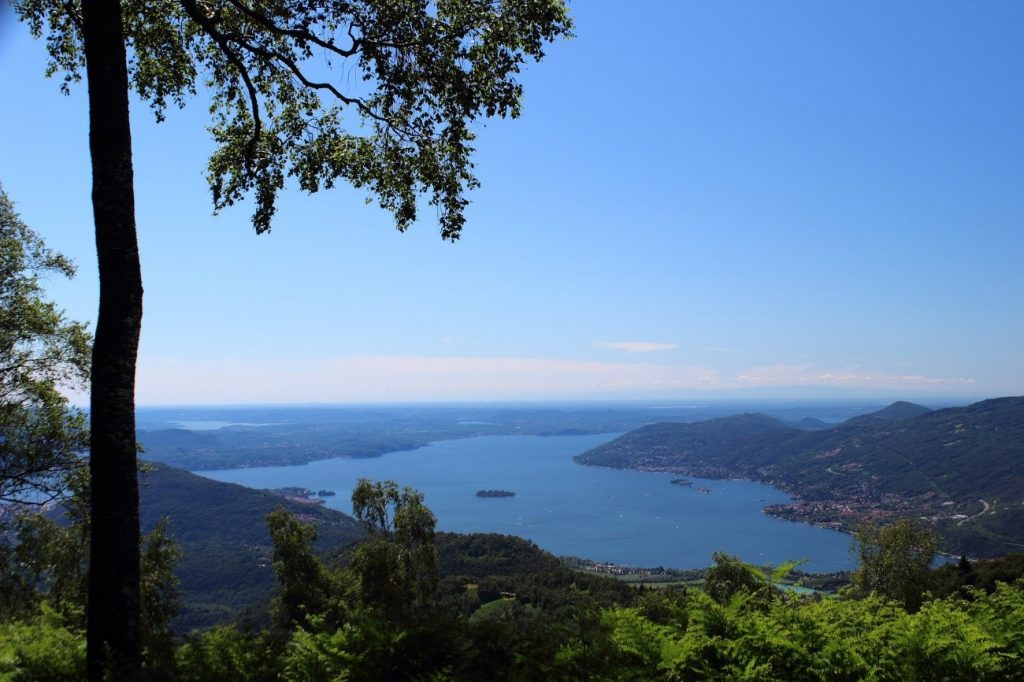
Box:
xmin=106 ymin=393 xmax=1009 ymax=410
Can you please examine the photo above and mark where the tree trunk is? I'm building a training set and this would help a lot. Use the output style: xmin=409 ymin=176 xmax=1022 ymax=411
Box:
xmin=81 ymin=0 xmax=143 ymax=679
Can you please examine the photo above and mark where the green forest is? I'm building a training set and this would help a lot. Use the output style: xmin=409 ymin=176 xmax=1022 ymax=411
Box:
xmin=3 ymin=477 xmax=1024 ymax=681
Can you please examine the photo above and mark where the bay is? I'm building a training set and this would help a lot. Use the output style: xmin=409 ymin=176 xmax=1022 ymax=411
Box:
xmin=202 ymin=433 xmax=855 ymax=572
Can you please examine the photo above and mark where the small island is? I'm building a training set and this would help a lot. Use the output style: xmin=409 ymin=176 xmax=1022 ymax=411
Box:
xmin=670 ymin=478 xmax=692 ymax=487
xmin=476 ymin=489 xmax=516 ymax=498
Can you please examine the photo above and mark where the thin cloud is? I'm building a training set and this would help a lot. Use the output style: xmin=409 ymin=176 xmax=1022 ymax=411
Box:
xmin=134 ymin=355 xmax=980 ymax=405
xmin=731 ymin=364 xmax=975 ymax=388
xmin=136 ymin=355 xmax=709 ymax=404
xmin=596 ymin=341 xmax=679 ymax=353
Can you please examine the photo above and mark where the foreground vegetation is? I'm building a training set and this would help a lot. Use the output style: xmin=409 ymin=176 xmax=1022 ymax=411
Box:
xmin=3 ymin=480 xmax=1024 ymax=681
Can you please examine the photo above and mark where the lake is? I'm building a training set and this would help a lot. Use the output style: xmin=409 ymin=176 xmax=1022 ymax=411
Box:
xmin=202 ymin=433 xmax=855 ymax=572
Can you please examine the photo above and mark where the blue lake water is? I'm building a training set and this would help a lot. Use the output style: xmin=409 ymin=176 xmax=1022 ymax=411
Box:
xmin=202 ymin=433 xmax=855 ymax=572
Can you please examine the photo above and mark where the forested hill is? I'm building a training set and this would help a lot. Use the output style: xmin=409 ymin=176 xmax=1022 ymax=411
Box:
xmin=840 ymin=399 xmax=932 ymax=427
xmin=136 ymin=427 xmax=429 ymax=470
xmin=575 ymin=397 xmax=1024 ymax=557
xmin=138 ymin=463 xmax=364 ymax=631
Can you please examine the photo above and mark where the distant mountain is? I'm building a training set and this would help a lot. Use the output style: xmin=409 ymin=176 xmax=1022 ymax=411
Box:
xmin=136 ymin=403 xmax=884 ymax=471
xmin=138 ymin=427 xmax=428 ymax=470
xmin=840 ymin=400 xmax=931 ymax=427
xmin=786 ymin=417 xmax=830 ymax=431
xmin=135 ymin=405 xmax=713 ymax=471
xmin=575 ymin=397 xmax=1024 ymax=557
xmin=139 ymin=463 xmax=363 ymax=631
xmin=576 ymin=412 xmax=807 ymax=477
xmin=872 ymin=400 xmax=932 ymax=420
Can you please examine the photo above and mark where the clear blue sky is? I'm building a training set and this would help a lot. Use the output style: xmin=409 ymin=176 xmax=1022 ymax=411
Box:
xmin=1 ymin=1 xmax=1021 ymax=404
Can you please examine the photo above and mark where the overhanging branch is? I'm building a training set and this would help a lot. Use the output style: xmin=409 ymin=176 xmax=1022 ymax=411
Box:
xmin=178 ymin=0 xmax=263 ymax=163
xmin=223 ymin=0 xmax=362 ymax=58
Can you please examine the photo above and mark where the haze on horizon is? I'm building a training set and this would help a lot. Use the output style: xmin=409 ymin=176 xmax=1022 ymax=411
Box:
xmin=1 ymin=1 xmax=1021 ymax=405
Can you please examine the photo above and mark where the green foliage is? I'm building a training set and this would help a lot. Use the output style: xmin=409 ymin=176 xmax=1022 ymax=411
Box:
xmin=349 ymin=478 xmax=438 ymax=616
xmin=15 ymin=0 xmax=573 ymax=238
xmin=10 ymin=469 xmax=1019 ymax=680
xmin=435 ymin=532 xmax=562 ymax=578
xmin=594 ymin=583 xmax=1024 ymax=682
xmin=282 ymin=615 xmax=407 ymax=682
xmin=704 ymin=552 xmax=775 ymax=606
xmin=866 ymin=598 xmax=1007 ymax=682
xmin=968 ymin=581 xmax=1024 ymax=666
xmin=266 ymin=506 xmax=344 ymax=630
xmin=0 ymin=605 xmax=86 ymax=681
xmin=0 ymin=185 xmax=90 ymax=505
xmin=140 ymin=520 xmax=183 ymax=679
xmin=633 ymin=588 xmax=690 ymax=628
xmin=0 ymin=511 xmax=87 ymax=627
xmin=139 ymin=462 xmax=363 ymax=631
xmin=265 ymin=487 xmax=456 ymax=680
xmin=165 ymin=577 xmax=1024 ymax=682
xmin=463 ymin=598 xmax=561 ymax=680
xmin=603 ymin=607 xmax=678 ymax=678
xmin=853 ymin=519 xmax=938 ymax=612
xmin=259 ymin=483 xmax=643 ymax=680
xmin=971 ymin=554 xmax=1024 ymax=594
xmin=161 ymin=485 xmax=1024 ymax=681
xmin=0 ymin=469 xmax=90 ymax=625
xmin=175 ymin=623 xmax=282 ymax=682
xmin=0 ymin=473 xmax=183 ymax=678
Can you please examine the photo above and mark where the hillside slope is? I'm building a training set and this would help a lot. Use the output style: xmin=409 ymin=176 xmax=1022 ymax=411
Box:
xmin=139 ymin=463 xmax=364 ymax=631
xmin=576 ymin=397 xmax=1024 ymax=557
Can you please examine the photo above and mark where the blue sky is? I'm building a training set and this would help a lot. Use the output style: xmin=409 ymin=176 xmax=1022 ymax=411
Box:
xmin=1 ymin=1 xmax=1021 ymax=404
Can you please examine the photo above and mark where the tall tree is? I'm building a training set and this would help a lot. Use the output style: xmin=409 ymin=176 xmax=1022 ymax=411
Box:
xmin=14 ymin=1 xmax=571 ymax=677
xmin=266 ymin=506 xmax=342 ymax=630
xmin=852 ymin=518 xmax=938 ymax=612
xmin=350 ymin=478 xmax=438 ymax=617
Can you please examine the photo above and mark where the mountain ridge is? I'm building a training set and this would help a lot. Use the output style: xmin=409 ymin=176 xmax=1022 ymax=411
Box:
xmin=575 ymin=397 xmax=1024 ymax=557
xmin=138 ymin=462 xmax=364 ymax=631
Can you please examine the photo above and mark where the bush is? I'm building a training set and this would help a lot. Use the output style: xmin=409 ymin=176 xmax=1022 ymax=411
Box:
xmin=0 ymin=606 xmax=85 ymax=681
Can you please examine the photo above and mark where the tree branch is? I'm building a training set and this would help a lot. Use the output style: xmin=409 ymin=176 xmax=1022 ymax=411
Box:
xmin=215 ymin=27 xmax=413 ymax=135
xmin=223 ymin=0 xmax=362 ymax=58
xmin=178 ymin=0 xmax=263 ymax=164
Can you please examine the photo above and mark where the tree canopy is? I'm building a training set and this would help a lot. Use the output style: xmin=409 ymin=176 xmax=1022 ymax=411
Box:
xmin=350 ymin=478 xmax=439 ymax=616
xmin=0 ymin=186 xmax=90 ymax=505
xmin=16 ymin=0 xmax=573 ymax=237
xmin=853 ymin=518 xmax=939 ymax=612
